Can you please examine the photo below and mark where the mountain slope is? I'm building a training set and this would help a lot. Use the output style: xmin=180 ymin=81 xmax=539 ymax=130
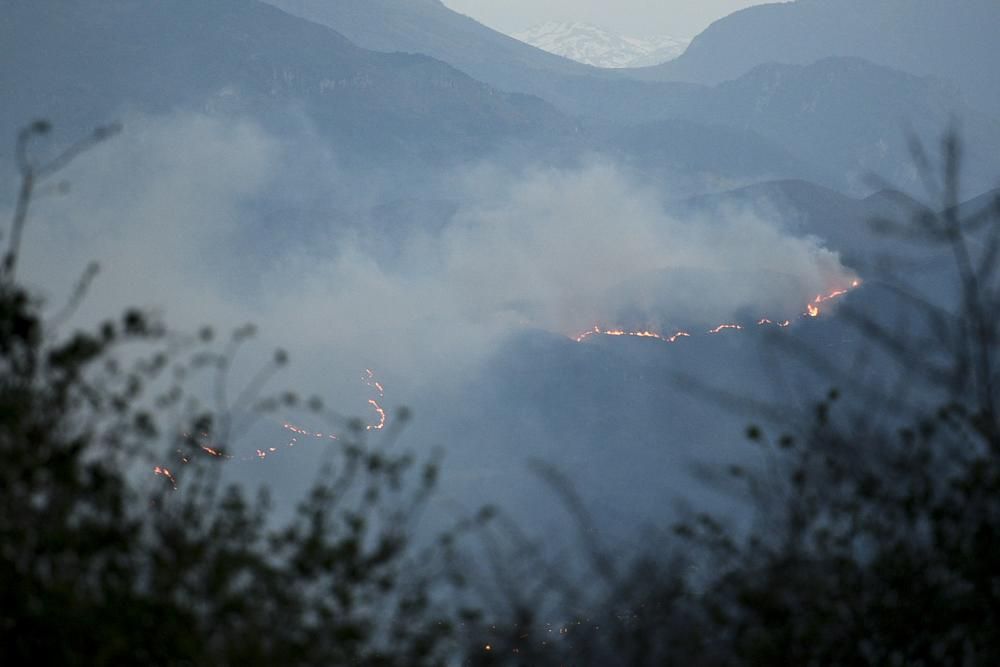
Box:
xmin=600 ymin=118 xmax=825 ymax=191
xmin=512 ymin=22 xmax=688 ymax=69
xmin=0 ymin=0 xmax=569 ymax=163
xmin=692 ymin=58 xmax=1000 ymax=194
xmin=4 ymin=1 xmax=995 ymax=200
xmin=601 ymin=58 xmax=1000 ymax=195
xmin=259 ymin=0 xmax=1000 ymax=196
xmin=258 ymin=0 xmax=718 ymax=128
xmin=672 ymin=179 xmax=910 ymax=264
xmin=635 ymin=0 xmax=1000 ymax=116
xmin=673 ymin=180 xmax=1000 ymax=316
xmin=262 ymin=0 xmax=602 ymax=92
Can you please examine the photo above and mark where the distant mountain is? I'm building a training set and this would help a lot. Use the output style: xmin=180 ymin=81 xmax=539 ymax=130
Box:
xmin=634 ymin=0 xmax=1000 ymax=116
xmin=5 ymin=0 xmax=995 ymax=200
xmin=0 ymin=0 xmax=569 ymax=164
xmin=258 ymin=0 xmax=1000 ymax=195
xmin=690 ymin=58 xmax=1000 ymax=195
xmin=599 ymin=118 xmax=825 ymax=192
xmin=512 ymin=22 xmax=688 ymax=69
xmin=674 ymin=180 xmax=1000 ymax=316
xmin=672 ymin=179 xmax=913 ymax=265
xmin=262 ymin=0 xmax=603 ymax=93
xmin=594 ymin=58 xmax=1000 ymax=195
xmin=627 ymin=38 xmax=692 ymax=69
xmin=259 ymin=0 xmax=715 ymax=127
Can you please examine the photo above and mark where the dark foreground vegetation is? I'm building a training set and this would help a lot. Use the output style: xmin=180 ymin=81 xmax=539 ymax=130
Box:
xmin=2 ymin=124 xmax=998 ymax=665
xmin=464 ymin=136 xmax=1000 ymax=666
xmin=0 ymin=122 xmax=461 ymax=665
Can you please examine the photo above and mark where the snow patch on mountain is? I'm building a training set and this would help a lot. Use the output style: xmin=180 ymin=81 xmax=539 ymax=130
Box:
xmin=512 ymin=22 xmax=689 ymax=69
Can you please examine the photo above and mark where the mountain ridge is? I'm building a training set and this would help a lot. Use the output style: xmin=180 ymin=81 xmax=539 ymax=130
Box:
xmin=631 ymin=0 xmax=1000 ymax=116
xmin=0 ymin=0 xmax=571 ymax=164
xmin=512 ymin=22 xmax=688 ymax=69
xmin=262 ymin=0 xmax=604 ymax=92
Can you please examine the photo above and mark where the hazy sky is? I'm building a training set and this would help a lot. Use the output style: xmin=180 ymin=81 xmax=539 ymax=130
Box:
xmin=441 ymin=0 xmax=786 ymax=38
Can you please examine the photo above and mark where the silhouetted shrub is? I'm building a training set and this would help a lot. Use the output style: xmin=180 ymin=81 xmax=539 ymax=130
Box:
xmin=461 ymin=133 xmax=1000 ymax=666
xmin=0 ymin=123 xmax=457 ymax=666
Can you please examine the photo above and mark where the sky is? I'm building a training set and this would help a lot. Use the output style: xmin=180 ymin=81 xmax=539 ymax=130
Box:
xmin=441 ymin=0 xmax=787 ymax=39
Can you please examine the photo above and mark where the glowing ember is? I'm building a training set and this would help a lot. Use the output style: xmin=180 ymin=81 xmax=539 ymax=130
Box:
xmin=153 ymin=466 xmax=177 ymax=490
xmin=574 ymin=326 xmax=691 ymax=344
xmin=363 ymin=369 xmax=388 ymax=431
xmin=154 ymin=368 xmax=389 ymax=485
xmin=708 ymin=323 xmax=743 ymax=334
xmin=283 ymin=422 xmax=337 ymax=440
xmin=367 ymin=398 xmax=387 ymax=431
xmin=574 ymin=280 xmax=860 ymax=344
xmin=806 ymin=282 xmax=861 ymax=317
xmin=364 ymin=368 xmax=385 ymax=397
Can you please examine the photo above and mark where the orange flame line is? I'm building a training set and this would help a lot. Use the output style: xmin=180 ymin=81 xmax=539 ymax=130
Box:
xmin=574 ymin=280 xmax=860 ymax=345
xmin=367 ymin=399 xmax=387 ymax=431
xmin=155 ymin=368 xmax=387 ymax=486
xmin=153 ymin=466 xmax=177 ymax=490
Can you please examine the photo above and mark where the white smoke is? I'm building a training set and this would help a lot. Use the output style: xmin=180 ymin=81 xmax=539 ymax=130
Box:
xmin=10 ymin=112 xmax=855 ymax=394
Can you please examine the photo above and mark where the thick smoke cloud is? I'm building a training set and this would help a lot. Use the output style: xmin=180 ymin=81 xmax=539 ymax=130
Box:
xmin=11 ymin=112 xmax=855 ymax=396
xmin=15 ymin=113 xmax=276 ymax=330
xmin=4 ymin=111 xmax=862 ymax=535
xmin=259 ymin=161 xmax=853 ymax=387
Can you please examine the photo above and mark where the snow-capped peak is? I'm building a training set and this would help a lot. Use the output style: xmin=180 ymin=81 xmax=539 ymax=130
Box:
xmin=512 ymin=22 xmax=689 ymax=69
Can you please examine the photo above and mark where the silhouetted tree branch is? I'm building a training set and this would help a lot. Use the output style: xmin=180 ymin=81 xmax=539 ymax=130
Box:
xmin=0 ymin=121 xmax=461 ymax=666
xmin=461 ymin=130 xmax=1000 ymax=666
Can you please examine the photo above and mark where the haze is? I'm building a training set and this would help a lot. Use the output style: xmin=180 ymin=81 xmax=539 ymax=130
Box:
xmin=3 ymin=1 xmax=1000 ymax=660
xmin=443 ymin=0 xmax=787 ymax=37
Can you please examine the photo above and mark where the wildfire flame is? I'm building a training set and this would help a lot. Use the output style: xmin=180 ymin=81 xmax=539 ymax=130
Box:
xmin=366 ymin=399 xmax=387 ymax=431
xmin=364 ymin=368 xmax=385 ymax=398
xmin=363 ymin=368 xmax=387 ymax=431
xmin=153 ymin=466 xmax=177 ymax=490
xmin=154 ymin=368 xmax=389 ymax=488
xmin=152 ymin=280 xmax=862 ymax=489
xmin=574 ymin=281 xmax=860 ymax=346
xmin=708 ymin=323 xmax=743 ymax=334
xmin=574 ymin=327 xmax=692 ymax=344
